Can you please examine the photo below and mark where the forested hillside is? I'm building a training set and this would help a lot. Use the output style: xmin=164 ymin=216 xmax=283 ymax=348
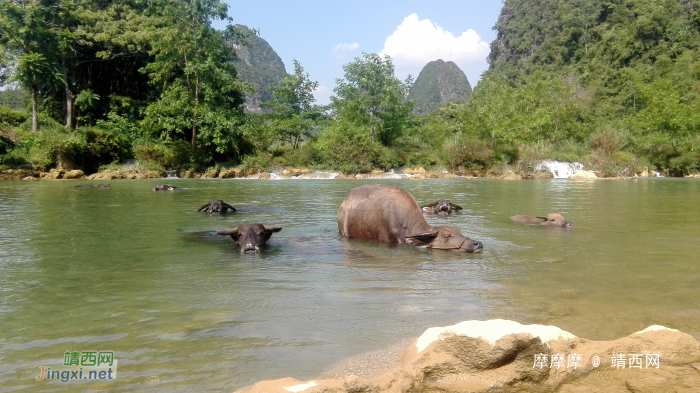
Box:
xmin=232 ymin=25 xmax=287 ymax=113
xmin=407 ymin=59 xmax=472 ymax=115
xmin=1 ymin=0 xmax=699 ymax=177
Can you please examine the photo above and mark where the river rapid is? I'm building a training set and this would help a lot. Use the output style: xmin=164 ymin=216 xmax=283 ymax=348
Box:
xmin=0 ymin=178 xmax=698 ymax=391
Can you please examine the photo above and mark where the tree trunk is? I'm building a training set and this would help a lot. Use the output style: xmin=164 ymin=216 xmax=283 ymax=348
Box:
xmin=62 ymin=58 xmax=74 ymax=129
xmin=191 ymin=122 xmax=197 ymax=151
xmin=31 ymin=86 xmax=38 ymax=132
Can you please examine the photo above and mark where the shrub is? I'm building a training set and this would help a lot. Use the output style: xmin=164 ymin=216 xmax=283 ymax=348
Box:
xmin=590 ymin=129 xmax=627 ymax=155
xmin=58 ymin=127 xmax=131 ymax=173
xmin=0 ymin=106 xmax=29 ymax=127
xmin=314 ymin=122 xmax=399 ymax=174
xmin=133 ymin=140 xmax=190 ymax=171
xmin=444 ymin=136 xmax=494 ymax=171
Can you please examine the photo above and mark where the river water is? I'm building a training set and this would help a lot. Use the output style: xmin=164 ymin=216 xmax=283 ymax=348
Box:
xmin=0 ymin=178 xmax=698 ymax=391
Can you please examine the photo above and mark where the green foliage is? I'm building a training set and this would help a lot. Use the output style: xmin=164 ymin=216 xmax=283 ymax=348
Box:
xmin=332 ymin=53 xmax=413 ymax=146
xmin=0 ymin=106 xmax=29 ymax=126
xmin=313 ymin=121 xmax=399 ymax=174
xmin=58 ymin=127 xmax=131 ymax=173
xmin=133 ymin=140 xmax=190 ymax=171
xmin=261 ymin=59 xmax=322 ymax=149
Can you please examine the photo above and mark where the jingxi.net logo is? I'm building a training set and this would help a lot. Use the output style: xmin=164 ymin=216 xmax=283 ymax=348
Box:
xmin=35 ymin=351 xmax=117 ymax=382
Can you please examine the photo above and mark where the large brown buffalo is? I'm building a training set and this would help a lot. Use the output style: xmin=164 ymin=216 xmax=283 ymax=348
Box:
xmin=217 ymin=224 xmax=282 ymax=253
xmin=510 ymin=213 xmax=573 ymax=228
xmin=338 ymin=184 xmax=483 ymax=253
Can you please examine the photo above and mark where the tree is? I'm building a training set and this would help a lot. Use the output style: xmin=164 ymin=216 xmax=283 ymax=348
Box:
xmin=331 ymin=53 xmax=413 ymax=146
xmin=0 ymin=0 xmax=62 ymax=131
xmin=262 ymin=59 xmax=320 ymax=149
xmin=141 ymin=0 xmax=247 ymax=154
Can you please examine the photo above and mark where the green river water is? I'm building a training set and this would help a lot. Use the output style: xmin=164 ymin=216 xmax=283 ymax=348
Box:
xmin=0 ymin=178 xmax=698 ymax=392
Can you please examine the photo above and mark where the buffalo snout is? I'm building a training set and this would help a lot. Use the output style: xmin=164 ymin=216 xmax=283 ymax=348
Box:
xmin=217 ymin=224 xmax=282 ymax=253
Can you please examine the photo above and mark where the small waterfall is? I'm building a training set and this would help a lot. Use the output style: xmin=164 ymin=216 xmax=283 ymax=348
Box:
xmin=269 ymin=172 xmax=283 ymax=180
xmin=535 ymin=160 xmax=585 ymax=179
xmin=165 ymin=170 xmax=179 ymax=178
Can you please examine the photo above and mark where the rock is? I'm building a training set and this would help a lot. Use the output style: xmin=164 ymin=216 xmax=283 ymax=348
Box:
xmin=569 ymin=170 xmax=598 ymax=180
xmin=1 ymin=169 xmax=40 ymax=180
xmin=684 ymin=174 xmax=700 ymax=179
xmin=258 ymin=171 xmax=271 ymax=180
xmin=42 ymin=168 xmax=65 ymax=180
xmin=404 ymin=167 xmax=427 ymax=175
xmin=62 ymin=169 xmax=85 ymax=179
xmin=500 ymin=171 xmax=523 ymax=180
xmin=282 ymin=167 xmax=310 ymax=177
xmin=22 ymin=176 xmax=39 ymax=181
xmin=181 ymin=170 xmax=194 ymax=179
xmin=203 ymin=167 xmax=219 ymax=178
xmin=218 ymin=168 xmax=238 ymax=179
xmin=235 ymin=319 xmax=700 ymax=393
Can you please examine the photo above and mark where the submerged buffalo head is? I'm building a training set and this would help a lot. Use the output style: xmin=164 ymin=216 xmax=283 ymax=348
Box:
xmin=405 ymin=226 xmax=483 ymax=253
xmin=198 ymin=200 xmax=236 ymax=214
xmin=152 ymin=184 xmax=181 ymax=191
xmin=537 ymin=213 xmax=573 ymax=228
xmin=510 ymin=213 xmax=573 ymax=228
xmin=421 ymin=199 xmax=463 ymax=214
xmin=217 ymin=224 xmax=282 ymax=253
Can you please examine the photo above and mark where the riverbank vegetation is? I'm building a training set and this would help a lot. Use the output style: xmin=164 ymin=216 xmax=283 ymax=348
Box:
xmin=1 ymin=0 xmax=699 ymax=177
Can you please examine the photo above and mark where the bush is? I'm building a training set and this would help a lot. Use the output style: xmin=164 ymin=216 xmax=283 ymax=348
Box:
xmin=314 ymin=122 xmax=399 ymax=173
xmin=133 ymin=140 xmax=191 ymax=171
xmin=668 ymin=150 xmax=700 ymax=176
xmin=0 ymin=106 xmax=30 ymax=127
xmin=590 ymin=129 xmax=627 ymax=155
xmin=444 ymin=136 xmax=495 ymax=171
xmin=58 ymin=127 xmax=131 ymax=173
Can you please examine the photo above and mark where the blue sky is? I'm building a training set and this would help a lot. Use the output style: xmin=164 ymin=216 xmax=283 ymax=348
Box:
xmin=216 ymin=1 xmax=505 ymax=105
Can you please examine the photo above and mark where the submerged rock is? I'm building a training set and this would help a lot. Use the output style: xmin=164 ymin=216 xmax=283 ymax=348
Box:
xmin=569 ymin=170 xmax=598 ymax=180
xmin=236 ymin=319 xmax=700 ymax=393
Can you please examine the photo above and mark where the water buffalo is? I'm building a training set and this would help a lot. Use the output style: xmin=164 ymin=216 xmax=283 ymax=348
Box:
xmin=421 ymin=199 xmax=463 ymax=214
xmin=74 ymin=184 xmax=110 ymax=188
xmin=510 ymin=213 xmax=573 ymax=228
xmin=217 ymin=224 xmax=282 ymax=253
xmin=152 ymin=184 xmax=182 ymax=191
xmin=338 ymin=184 xmax=483 ymax=253
xmin=198 ymin=200 xmax=236 ymax=214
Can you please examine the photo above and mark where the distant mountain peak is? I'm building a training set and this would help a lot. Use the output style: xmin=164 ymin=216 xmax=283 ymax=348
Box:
xmin=231 ymin=25 xmax=287 ymax=113
xmin=407 ymin=60 xmax=472 ymax=115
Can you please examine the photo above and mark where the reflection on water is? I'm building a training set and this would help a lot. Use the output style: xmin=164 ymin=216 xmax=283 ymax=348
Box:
xmin=0 ymin=178 xmax=699 ymax=391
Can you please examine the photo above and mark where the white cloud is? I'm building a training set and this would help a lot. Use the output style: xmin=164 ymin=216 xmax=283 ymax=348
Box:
xmin=333 ymin=42 xmax=360 ymax=52
xmin=380 ymin=13 xmax=490 ymax=82
xmin=313 ymin=85 xmax=331 ymax=105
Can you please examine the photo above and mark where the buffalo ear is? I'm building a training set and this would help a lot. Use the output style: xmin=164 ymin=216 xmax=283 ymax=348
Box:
xmin=263 ymin=226 xmax=282 ymax=233
xmin=222 ymin=202 xmax=237 ymax=212
xmin=421 ymin=202 xmax=437 ymax=208
xmin=197 ymin=202 xmax=210 ymax=212
xmin=405 ymin=229 xmax=438 ymax=245
xmin=536 ymin=216 xmax=548 ymax=221
xmin=449 ymin=202 xmax=463 ymax=211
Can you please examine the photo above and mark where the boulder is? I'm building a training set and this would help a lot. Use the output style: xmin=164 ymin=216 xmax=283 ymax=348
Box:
xmin=404 ymin=167 xmax=427 ymax=175
xmin=258 ymin=171 xmax=271 ymax=180
xmin=500 ymin=171 xmax=523 ymax=180
xmin=218 ymin=168 xmax=239 ymax=179
xmin=1 ymin=169 xmax=40 ymax=180
xmin=203 ymin=167 xmax=219 ymax=178
xmin=22 ymin=176 xmax=39 ymax=181
xmin=236 ymin=320 xmax=700 ymax=393
xmin=42 ymin=168 xmax=65 ymax=180
xmin=569 ymin=170 xmax=598 ymax=180
xmin=62 ymin=169 xmax=85 ymax=179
